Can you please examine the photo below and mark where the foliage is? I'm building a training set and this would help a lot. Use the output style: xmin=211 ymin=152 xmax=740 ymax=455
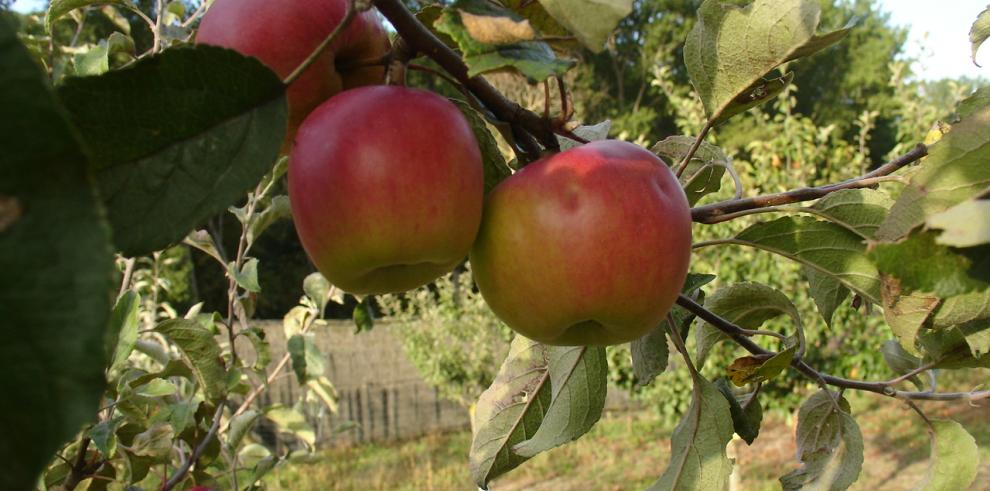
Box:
xmin=4 ymin=0 xmax=990 ymax=489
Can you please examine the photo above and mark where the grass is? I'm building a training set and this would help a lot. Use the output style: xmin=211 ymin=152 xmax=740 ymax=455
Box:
xmin=267 ymin=377 xmax=990 ymax=490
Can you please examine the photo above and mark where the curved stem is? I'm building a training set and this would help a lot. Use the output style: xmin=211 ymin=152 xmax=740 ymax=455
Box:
xmin=691 ymin=143 xmax=928 ymax=223
xmin=283 ymin=1 xmax=358 ymax=86
xmin=675 ymin=121 xmax=714 ymax=178
xmin=160 ymin=402 xmax=226 ymax=491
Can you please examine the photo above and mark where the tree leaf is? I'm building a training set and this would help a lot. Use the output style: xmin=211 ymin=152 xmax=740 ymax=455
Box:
xmin=0 ymin=17 xmax=113 ymax=491
xmin=809 ymin=188 xmax=894 ymax=239
xmin=155 ymin=319 xmax=227 ymax=402
xmin=880 ymin=278 xmax=939 ymax=355
xmin=872 ymin=231 xmax=990 ymax=298
xmin=714 ymin=378 xmax=762 ymax=445
xmin=876 ymin=102 xmax=990 ymax=241
xmin=133 ymin=378 xmax=178 ymax=398
xmin=88 ymin=416 xmax=124 ymax=457
xmin=633 ymin=273 xmax=715 ymax=386
xmin=287 ymin=333 xmax=327 ymax=384
xmin=227 ymin=409 xmax=261 ymax=451
xmin=915 ymin=420 xmax=980 ymax=490
xmin=46 ymin=0 xmax=134 ymax=32
xmin=130 ymin=422 xmax=174 ymax=458
xmin=780 ymin=391 xmax=863 ymax=491
xmin=880 ymin=340 xmax=923 ymax=388
xmin=556 ymin=120 xmax=611 ymax=151
xmin=714 ymin=72 xmax=793 ymax=125
xmin=684 ymin=0 xmax=849 ymax=122
xmin=696 ymin=282 xmax=801 ymax=368
xmin=802 ymin=265 xmax=849 ymax=329
xmin=512 ymin=346 xmax=606 ymax=458
xmin=266 ymin=405 xmax=315 ymax=447
xmin=107 ymin=290 xmax=140 ymax=374
xmin=731 ymin=217 xmax=881 ymax=303
xmin=926 ymin=199 xmax=990 ymax=248
xmin=469 ymin=336 xmax=552 ymax=487
xmin=728 ymin=344 xmax=797 ymax=387
xmin=58 ymin=45 xmax=288 ymax=256
xmin=648 ymin=376 xmax=734 ymax=491
xmin=652 ymin=136 xmax=729 ymax=206
xmin=451 ymin=98 xmax=513 ymax=194
xmin=957 ymin=86 xmax=990 ymax=119
xmin=353 ymin=296 xmax=375 ymax=333
xmin=785 ymin=17 xmax=857 ymax=62
xmin=535 ymin=0 xmax=632 ymax=52
xmin=247 ymin=195 xmax=291 ymax=247
xmin=435 ymin=0 xmax=574 ymax=82
xmin=970 ymin=5 xmax=990 ymax=66
xmin=230 ymin=258 xmax=261 ymax=293
xmin=303 ymin=272 xmax=333 ymax=316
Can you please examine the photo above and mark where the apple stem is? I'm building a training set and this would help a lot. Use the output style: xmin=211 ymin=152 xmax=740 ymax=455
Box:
xmin=283 ymin=0 xmax=362 ymax=87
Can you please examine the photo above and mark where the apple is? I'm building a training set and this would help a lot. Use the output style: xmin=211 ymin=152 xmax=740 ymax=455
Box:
xmin=470 ymin=140 xmax=692 ymax=346
xmin=289 ymin=86 xmax=484 ymax=295
xmin=196 ymin=0 xmax=390 ymax=143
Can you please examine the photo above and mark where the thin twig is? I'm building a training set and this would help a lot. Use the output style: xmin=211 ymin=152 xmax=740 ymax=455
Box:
xmin=117 ymin=257 xmax=136 ymax=301
xmin=160 ymin=402 xmax=226 ymax=491
xmin=181 ymin=0 xmax=210 ymax=28
xmin=675 ymin=121 xmax=714 ymax=178
xmin=59 ymin=438 xmax=92 ymax=491
xmin=372 ymin=0 xmax=559 ymax=159
xmin=283 ymin=1 xmax=359 ymax=86
xmin=676 ymin=294 xmax=990 ymax=402
xmin=692 ymin=143 xmax=928 ymax=223
xmin=408 ymin=63 xmax=474 ymax=102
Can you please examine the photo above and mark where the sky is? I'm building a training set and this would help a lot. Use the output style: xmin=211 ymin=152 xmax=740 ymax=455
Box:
xmin=11 ymin=0 xmax=990 ymax=81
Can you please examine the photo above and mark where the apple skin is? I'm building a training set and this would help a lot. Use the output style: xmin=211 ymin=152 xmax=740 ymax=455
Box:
xmin=289 ymin=86 xmax=484 ymax=295
xmin=470 ymin=140 xmax=692 ymax=346
xmin=196 ymin=0 xmax=390 ymax=142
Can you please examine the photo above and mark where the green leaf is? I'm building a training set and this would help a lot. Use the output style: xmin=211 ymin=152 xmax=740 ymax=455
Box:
xmin=231 ymin=258 xmax=262 ymax=293
xmin=184 ymin=229 xmax=225 ymax=265
xmin=130 ymin=422 xmax=174 ymax=458
xmin=247 ymin=195 xmax=291 ymax=247
xmin=241 ymin=326 xmax=271 ymax=373
xmin=469 ymin=336 xmax=553 ymax=488
xmin=107 ymin=290 xmax=140 ymax=374
xmin=970 ymin=5 xmax=990 ymax=66
xmin=150 ymin=398 xmax=199 ymax=434
xmin=307 ymin=376 xmax=339 ymax=412
xmin=876 ymin=102 xmax=990 ymax=241
xmin=916 ymin=420 xmax=980 ymax=490
xmin=714 ymin=72 xmax=793 ymax=125
xmin=926 ymin=200 xmax=990 ymax=248
xmin=780 ymin=391 xmax=863 ymax=491
xmin=880 ymin=340 xmax=923 ymax=388
xmin=714 ymin=378 xmax=762 ymax=445
xmin=155 ymin=319 xmax=227 ymax=402
xmin=933 ymin=290 xmax=990 ymax=329
xmin=731 ymin=217 xmax=881 ymax=303
xmin=287 ymin=334 xmax=327 ymax=384
xmin=784 ymin=17 xmax=857 ymax=62
xmin=435 ymin=0 xmax=574 ymax=82
xmin=0 ymin=17 xmax=113 ymax=491
xmin=872 ymin=231 xmax=989 ymax=298
xmin=728 ymin=344 xmax=797 ymax=387
xmin=450 ymin=98 xmax=513 ymax=194
xmin=684 ymin=0 xmax=848 ymax=122
xmin=353 ymin=296 xmax=375 ymax=333
xmin=556 ymin=120 xmax=611 ymax=151
xmin=46 ymin=0 xmax=134 ymax=32
xmin=303 ymin=272 xmax=333 ymax=316
xmin=227 ymin=409 xmax=261 ymax=451
xmin=809 ymin=188 xmax=894 ymax=239
xmin=73 ymin=41 xmax=109 ymax=76
xmin=88 ymin=416 xmax=124 ymax=457
xmin=265 ymin=405 xmax=315 ymax=447
xmin=648 ymin=376 xmax=734 ymax=491
xmin=802 ymin=266 xmax=848 ymax=329
xmin=880 ymin=283 xmax=939 ymax=356
xmin=633 ymin=273 xmax=715 ymax=386
xmin=652 ymin=136 xmax=729 ymax=206
xmin=957 ymin=86 xmax=990 ymax=119
xmin=534 ymin=0 xmax=632 ymax=52
xmin=696 ymin=282 xmax=801 ymax=368
xmin=58 ymin=45 xmax=288 ymax=256
xmin=133 ymin=378 xmax=178 ymax=398
xmin=512 ymin=346 xmax=607 ymax=458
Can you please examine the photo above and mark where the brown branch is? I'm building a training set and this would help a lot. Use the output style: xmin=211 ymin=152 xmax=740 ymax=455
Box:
xmin=59 ymin=438 xmax=93 ymax=491
xmin=691 ymin=143 xmax=928 ymax=223
xmin=372 ymin=0 xmax=558 ymax=161
xmin=676 ymin=294 xmax=990 ymax=402
xmin=160 ymin=402 xmax=226 ymax=491
xmin=676 ymin=121 xmax=714 ymax=178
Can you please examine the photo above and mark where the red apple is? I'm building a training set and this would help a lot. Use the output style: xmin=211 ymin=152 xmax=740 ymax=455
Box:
xmin=196 ymin=0 xmax=390 ymax=143
xmin=289 ymin=86 xmax=484 ymax=295
xmin=470 ymin=140 xmax=692 ymax=346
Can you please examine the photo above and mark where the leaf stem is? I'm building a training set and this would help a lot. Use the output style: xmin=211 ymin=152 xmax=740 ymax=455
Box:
xmin=675 ymin=121 xmax=714 ymax=178
xmin=283 ymin=1 xmax=359 ymax=86
xmin=160 ymin=402 xmax=226 ymax=491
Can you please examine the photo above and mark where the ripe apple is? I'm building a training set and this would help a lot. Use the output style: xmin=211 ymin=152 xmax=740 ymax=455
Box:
xmin=289 ymin=86 xmax=484 ymax=295
xmin=196 ymin=0 xmax=390 ymax=142
xmin=470 ymin=140 xmax=692 ymax=346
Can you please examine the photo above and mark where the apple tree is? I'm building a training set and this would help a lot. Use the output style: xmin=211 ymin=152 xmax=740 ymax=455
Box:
xmin=2 ymin=0 xmax=989 ymax=490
